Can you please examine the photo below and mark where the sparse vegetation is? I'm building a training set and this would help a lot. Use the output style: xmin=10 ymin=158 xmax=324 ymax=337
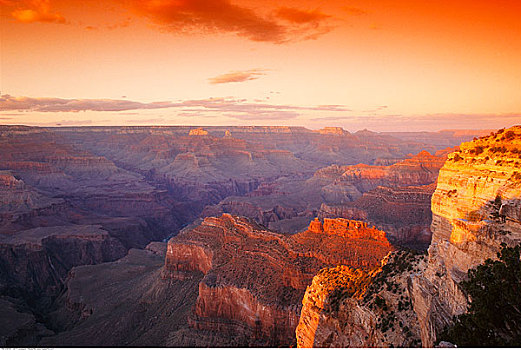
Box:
xmin=504 ymin=130 xmax=516 ymax=141
xmin=438 ymin=244 xmax=521 ymax=347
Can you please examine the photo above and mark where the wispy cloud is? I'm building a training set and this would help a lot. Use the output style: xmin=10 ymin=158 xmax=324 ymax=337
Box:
xmin=209 ymin=69 xmax=267 ymax=84
xmin=275 ymin=7 xmax=330 ymax=24
xmin=0 ymin=94 xmax=352 ymax=121
xmin=132 ymin=0 xmax=332 ymax=43
xmin=0 ymin=95 xmax=173 ymax=112
xmin=125 ymin=118 xmax=165 ymax=124
xmin=225 ymin=110 xmax=299 ymax=120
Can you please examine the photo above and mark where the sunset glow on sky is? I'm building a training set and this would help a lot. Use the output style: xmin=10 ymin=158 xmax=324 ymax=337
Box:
xmin=1 ymin=0 xmax=520 ymax=131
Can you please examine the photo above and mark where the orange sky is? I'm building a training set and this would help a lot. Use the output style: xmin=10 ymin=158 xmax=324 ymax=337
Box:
xmin=1 ymin=0 xmax=520 ymax=131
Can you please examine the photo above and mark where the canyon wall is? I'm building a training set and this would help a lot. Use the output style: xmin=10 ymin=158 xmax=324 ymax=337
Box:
xmin=164 ymin=214 xmax=394 ymax=347
xmin=313 ymin=149 xmax=451 ymax=247
xmin=0 ymin=225 xmax=127 ymax=304
xmin=296 ymin=250 xmax=425 ymax=347
xmin=0 ymin=125 xmax=489 ymax=346
xmin=409 ymin=126 xmax=521 ymax=346
xmin=295 ymin=126 xmax=521 ymax=348
xmin=203 ymin=149 xmax=451 ymax=246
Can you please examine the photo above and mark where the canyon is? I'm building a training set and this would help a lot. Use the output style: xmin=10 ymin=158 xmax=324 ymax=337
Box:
xmin=0 ymin=125 xmax=493 ymax=346
xmin=33 ymin=215 xmax=393 ymax=347
xmin=207 ymin=148 xmax=453 ymax=248
xmin=295 ymin=126 xmax=521 ymax=347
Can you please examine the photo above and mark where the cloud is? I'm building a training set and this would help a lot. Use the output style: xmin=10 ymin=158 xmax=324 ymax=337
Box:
xmin=132 ymin=0 xmax=332 ymax=43
xmin=10 ymin=0 xmax=66 ymax=24
xmin=225 ymin=110 xmax=299 ymax=120
xmin=209 ymin=69 xmax=266 ymax=84
xmin=0 ymin=94 xmax=173 ymax=112
xmin=0 ymin=94 xmax=354 ymax=121
xmin=311 ymin=105 xmax=352 ymax=112
xmin=275 ymin=7 xmax=330 ymax=24
xmin=125 ymin=118 xmax=165 ymax=124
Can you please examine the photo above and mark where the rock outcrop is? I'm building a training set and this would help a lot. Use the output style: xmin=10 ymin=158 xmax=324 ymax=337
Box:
xmin=0 ymin=225 xmax=127 ymax=302
xmin=313 ymin=149 xmax=452 ymax=247
xmin=409 ymin=126 xmax=521 ymax=347
xmin=296 ymin=126 xmax=521 ymax=348
xmin=188 ymin=128 xmax=209 ymax=136
xmin=296 ymin=250 xmax=425 ymax=348
xmin=0 ymin=125 xmax=490 ymax=346
xmin=164 ymin=214 xmax=394 ymax=347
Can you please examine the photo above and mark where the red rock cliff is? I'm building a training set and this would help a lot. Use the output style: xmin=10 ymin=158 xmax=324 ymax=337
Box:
xmin=164 ymin=214 xmax=394 ymax=347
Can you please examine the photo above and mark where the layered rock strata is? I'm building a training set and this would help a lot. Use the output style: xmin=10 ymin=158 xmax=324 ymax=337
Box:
xmin=0 ymin=225 xmax=127 ymax=302
xmin=296 ymin=250 xmax=425 ymax=348
xmin=164 ymin=214 xmax=394 ymax=347
xmin=295 ymin=126 xmax=521 ymax=348
xmin=409 ymin=126 xmax=521 ymax=346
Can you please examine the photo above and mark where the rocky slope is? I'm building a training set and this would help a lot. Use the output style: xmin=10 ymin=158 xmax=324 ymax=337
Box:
xmin=163 ymin=214 xmax=394 ymax=347
xmin=409 ymin=126 xmax=521 ymax=346
xmin=295 ymin=126 xmax=521 ymax=348
xmin=0 ymin=225 xmax=127 ymax=304
xmin=206 ymin=149 xmax=451 ymax=247
xmin=38 ymin=242 xmax=203 ymax=347
xmin=33 ymin=216 xmax=393 ymax=347
xmin=313 ymin=149 xmax=452 ymax=248
xmin=0 ymin=124 xmax=488 ymax=346
xmin=0 ymin=128 xmax=182 ymax=236
xmin=296 ymin=250 xmax=426 ymax=348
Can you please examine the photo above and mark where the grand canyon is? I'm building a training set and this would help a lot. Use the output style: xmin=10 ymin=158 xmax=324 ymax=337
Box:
xmin=1 ymin=124 xmax=520 ymax=347
xmin=2 ymin=0 xmax=521 ymax=347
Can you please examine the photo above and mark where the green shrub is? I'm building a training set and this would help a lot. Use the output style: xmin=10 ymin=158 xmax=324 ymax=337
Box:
xmin=438 ymin=243 xmax=521 ymax=347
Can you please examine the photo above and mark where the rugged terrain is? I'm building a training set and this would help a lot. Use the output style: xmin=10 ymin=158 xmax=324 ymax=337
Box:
xmin=0 ymin=125 xmax=487 ymax=346
xmin=295 ymin=126 xmax=521 ymax=347
xmin=409 ymin=126 xmax=521 ymax=346
xmin=206 ymin=149 xmax=452 ymax=248
xmin=36 ymin=215 xmax=393 ymax=347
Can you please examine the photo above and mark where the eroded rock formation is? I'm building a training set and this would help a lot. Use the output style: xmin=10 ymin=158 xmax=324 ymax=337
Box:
xmin=409 ymin=126 xmax=521 ymax=346
xmin=295 ymin=126 xmax=521 ymax=348
xmin=164 ymin=214 xmax=394 ymax=347
xmin=296 ymin=250 xmax=425 ymax=348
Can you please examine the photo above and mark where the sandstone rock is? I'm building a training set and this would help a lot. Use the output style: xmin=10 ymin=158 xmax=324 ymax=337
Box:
xmin=315 ymin=127 xmax=347 ymax=135
xmin=164 ymin=214 xmax=394 ymax=347
xmin=409 ymin=126 xmax=521 ymax=347
xmin=296 ymin=250 xmax=425 ymax=348
xmin=294 ymin=127 xmax=520 ymax=348
xmin=188 ymin=128 xmax=209 ymax=136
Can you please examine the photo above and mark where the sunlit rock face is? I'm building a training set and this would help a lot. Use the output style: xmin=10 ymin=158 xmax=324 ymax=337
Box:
xmin=295 ymin=126 xmax=521 ymax=348
xmin=410 ymin=126 xmax=521 ymax=347
xmin=164 ymin=214 xmax=393 ymax=347
xmin=315 ymin=149 xmax=453 ymax=248
xmin=296 ymin=250 xmax=426 ymax=348
xmin=188 ymin=128 xmax=209 ymax=136
xmin=204 ymin=149 xmax=452 ymax=246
